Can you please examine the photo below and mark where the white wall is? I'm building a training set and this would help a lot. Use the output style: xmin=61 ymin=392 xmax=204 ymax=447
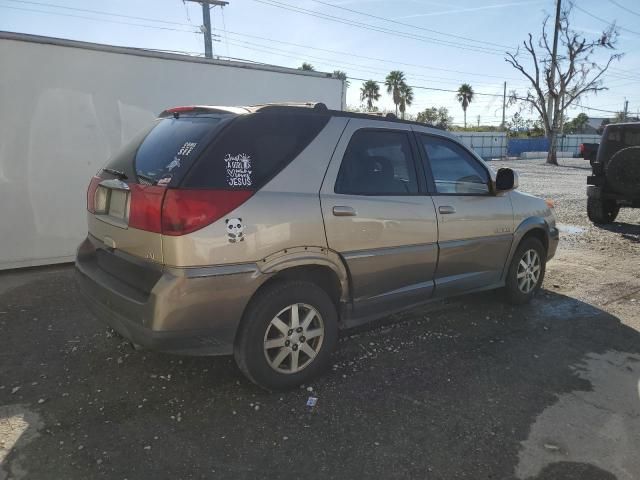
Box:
xmin=0 ymin=34 xmax=343 ymax=269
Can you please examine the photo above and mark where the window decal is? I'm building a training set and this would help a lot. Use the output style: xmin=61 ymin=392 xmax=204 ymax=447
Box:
xmin=224 ymin=153 xmax=253 ymax=187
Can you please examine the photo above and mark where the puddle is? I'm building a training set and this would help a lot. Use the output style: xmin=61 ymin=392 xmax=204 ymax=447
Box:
xmin=557 ymin=224 xmax=585 ymax=235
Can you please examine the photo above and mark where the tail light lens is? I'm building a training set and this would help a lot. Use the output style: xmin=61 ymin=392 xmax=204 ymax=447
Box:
xmin=128 ymin=184 xmax=167 ymax=233
xmin=86 ymin=176 xmax=102 ymax=213
xmin=86 ymin=174 xmax=251 ymax=236
xmin=161 ymin=189 xmax=253 ymax=236
xmin=579 ymin=143 xmax=585 ymax=154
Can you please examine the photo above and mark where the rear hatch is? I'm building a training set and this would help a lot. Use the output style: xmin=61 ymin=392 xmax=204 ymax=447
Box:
xmin=86 ymin=108 xmax=237 ymax=264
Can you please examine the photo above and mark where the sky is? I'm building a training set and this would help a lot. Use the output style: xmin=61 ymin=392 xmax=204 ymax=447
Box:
xmin=1 ymin=0 xmax=638 ymax=126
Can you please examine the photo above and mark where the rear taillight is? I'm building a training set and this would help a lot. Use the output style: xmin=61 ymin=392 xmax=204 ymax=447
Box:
xmin=86 ymin=176 xmax=102 ymax=213
xmin=89 ymin=176 xmax=250 ymax=236
xmin=161 ymin=189 xmax=253 ymax=236
xmin=128 ymin=184 xmax=167 ymax=233
xmin=579 ymin=143 xmax=585 ymax=154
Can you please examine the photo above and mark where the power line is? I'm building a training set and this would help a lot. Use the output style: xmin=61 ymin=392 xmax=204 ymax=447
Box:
xmin=2 ymin=0 xmax=194 ymax=27
xmin=2 ymin=0 xmax=529 ymax=84
xmin=250 ymin=0 xmax=509 ymax=55
xmin=221 ymin=37 xmax=525 ymax=92
xmin=223 ymin=36 xmax=522 ymax=87
xmin=307 ymin=0 xmax=514 ymax=49
xmin=222 ymin=30 xmax=524 ymax=82
xmin=606 ymin=0 xmax=640 ymax=17
xmin=577 ymin=105 xmax=623 ymax=114
xmin=0 ymin=4 xmax=200 ymax=34
xmin=348 ymin=76 xmax=505 ymax=98
xmin=572 ymin=3 xmax=640 ymax=36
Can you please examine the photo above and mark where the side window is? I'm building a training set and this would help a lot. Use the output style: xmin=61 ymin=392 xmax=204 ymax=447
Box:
xmin=420 ymin=136 xmax=490 ymax=195
xmin=335 ymin=130 xmax=419 ymax=195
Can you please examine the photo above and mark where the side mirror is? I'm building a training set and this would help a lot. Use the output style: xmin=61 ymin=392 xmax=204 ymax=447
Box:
xmin=495 ymin=168 xmax=518 ymax=192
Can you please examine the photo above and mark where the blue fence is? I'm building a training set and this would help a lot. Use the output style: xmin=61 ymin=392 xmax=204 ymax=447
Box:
xmin=507 ymin=137 xmax=550 ymax=156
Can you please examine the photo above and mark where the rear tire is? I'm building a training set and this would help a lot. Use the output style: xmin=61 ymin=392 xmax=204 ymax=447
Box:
xmin=587 ymin=197 xmax=619 ymax=224
xmin=234 ymin=280 xmax=338 ymax=390
xmin=504 ymin=237 xmax=546 ymax=305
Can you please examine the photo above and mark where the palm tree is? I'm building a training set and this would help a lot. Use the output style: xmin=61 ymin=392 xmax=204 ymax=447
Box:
xmin=398 ymin=84 xmax=414 ymax=120
xmin=333 ymin=70 xmax=350 ymax=88
xmin=360 ymin=80 xmax=381 ymax=112
xmin=299 ymin=62 xmax=315 ymax=71
xmin=456 ymin=83 xmax=474 ymax=128
xmin=385 ymin=70 xmax=406 ymax=116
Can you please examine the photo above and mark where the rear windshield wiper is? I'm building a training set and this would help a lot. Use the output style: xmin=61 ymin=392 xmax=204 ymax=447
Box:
xmin=136 ymin=173 xmax=157 ymax=185
xmin=102 ymin=167 xmax=128 ymax=180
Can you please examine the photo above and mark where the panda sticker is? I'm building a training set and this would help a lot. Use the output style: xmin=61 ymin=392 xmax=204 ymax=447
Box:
xmin=225 ymin=218 xmax=245 ymax=243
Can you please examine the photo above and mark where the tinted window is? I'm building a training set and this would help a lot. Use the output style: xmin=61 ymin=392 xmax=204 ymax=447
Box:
xmin=600 ymin=125 xmax=640 ymax=162
xmin=134 ymin=115 xmax=229 ymax=185
xmin=335 ymin=130 xmax=418 ymax=195
xmin=420 ymin=136 xmax=489 ymax=194
xmin=184 ymin=112 xmax=329 ymax=189
xmin=103 ymin=124 xmax=156 ymax=180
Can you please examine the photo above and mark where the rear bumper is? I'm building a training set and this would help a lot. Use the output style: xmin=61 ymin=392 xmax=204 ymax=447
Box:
xmin=75 ymin=235 xmax=268 ymax=356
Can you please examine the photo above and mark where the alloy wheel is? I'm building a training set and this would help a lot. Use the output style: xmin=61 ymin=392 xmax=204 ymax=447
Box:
xmin=263 ymin=303 xmax=325 ymax=374
xmin=516 ymin=249 xmax=541 ymax=294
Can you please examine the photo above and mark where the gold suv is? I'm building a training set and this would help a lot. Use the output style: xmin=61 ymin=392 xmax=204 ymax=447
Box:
xmin=76 ymin=103 xmax=559 ymax=389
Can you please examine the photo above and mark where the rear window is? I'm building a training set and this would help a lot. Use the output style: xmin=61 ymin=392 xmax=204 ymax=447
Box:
xmin=182 ymin=112 xmax=329 ymax=189
xmin=134 ymin=115 xmax=231 ymax=185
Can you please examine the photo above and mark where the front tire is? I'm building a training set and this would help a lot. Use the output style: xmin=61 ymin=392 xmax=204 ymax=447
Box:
xmin=587 ymin=197 xmax=619 ymax=224
xmin=234 ymin=280 xmax=338 ymax=390
xmin=505 ymin=237 xmax=546 ymax=305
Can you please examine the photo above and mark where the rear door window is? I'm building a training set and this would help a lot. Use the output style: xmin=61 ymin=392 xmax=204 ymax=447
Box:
xmin=183 ymin=112 xmax=330 ymax=189
xmin=334 ymin=129 xmax=419 ymax=195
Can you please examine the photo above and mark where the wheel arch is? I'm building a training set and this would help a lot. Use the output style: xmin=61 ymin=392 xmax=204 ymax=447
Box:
xmin=501 ymin=217 xmax=550 ymax=282
xmin=236 ymin=247 xmax=350 ymax=335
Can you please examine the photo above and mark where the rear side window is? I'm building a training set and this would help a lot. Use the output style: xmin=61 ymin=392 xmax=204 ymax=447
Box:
xmin=134 ymin=115 xmax=230 ymax=185
xmin=335 ymin=129 xmax=419 ymax=195
xmin=183 ymin=112 xmax=330 ymax=189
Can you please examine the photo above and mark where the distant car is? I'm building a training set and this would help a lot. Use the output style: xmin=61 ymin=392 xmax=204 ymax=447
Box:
xmin=587 ymin=122 xmax=640 ymax=224
xmin=76 ymin=103 xmax=559 ymax=390
xmin=579 ymin=142 xmax=599 ymax=165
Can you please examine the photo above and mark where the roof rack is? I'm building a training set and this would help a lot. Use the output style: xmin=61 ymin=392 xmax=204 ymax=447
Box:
xmin=158 ymin=102 xmax=440 ymax=129
xmin=249 ymin=102 xmax=327 ymax=111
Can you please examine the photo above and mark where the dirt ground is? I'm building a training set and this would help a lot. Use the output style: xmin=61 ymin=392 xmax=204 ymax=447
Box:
xmin=1 ymin=158 xmax=639 ymax=480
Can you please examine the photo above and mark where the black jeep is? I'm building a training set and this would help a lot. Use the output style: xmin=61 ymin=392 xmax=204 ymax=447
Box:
xmin=587 ymin=122 xmax=640 ymax=224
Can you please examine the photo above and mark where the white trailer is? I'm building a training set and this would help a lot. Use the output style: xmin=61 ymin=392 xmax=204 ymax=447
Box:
xmin=0 ymin=32 xmax=345 ymax=270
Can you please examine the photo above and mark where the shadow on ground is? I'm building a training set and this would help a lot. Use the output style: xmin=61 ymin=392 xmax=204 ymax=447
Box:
xmin=1 ymin=267 xmax=639 ymax=479
xmin=598 ymin=221 xmax=640 ymax=243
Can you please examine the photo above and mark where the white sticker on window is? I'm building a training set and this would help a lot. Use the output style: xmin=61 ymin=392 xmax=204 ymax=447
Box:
xmin=224 ymin=153 xmax=252 ymax=187
xmin=177 ymin=142 xmax=197 ymax=157
xmin=166 ymin=157 xmax=181 ymax=171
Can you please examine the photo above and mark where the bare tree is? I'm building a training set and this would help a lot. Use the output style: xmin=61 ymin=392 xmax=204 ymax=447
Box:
xmin=505 ymin=3 xmax=621 ymax=165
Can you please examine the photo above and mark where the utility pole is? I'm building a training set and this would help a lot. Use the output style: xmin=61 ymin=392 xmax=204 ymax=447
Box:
xmin=185 ymin=0 xmax=229 ymax=59
xmin=501 ymin=81 xmax=507 ymax=130
xmin=546 ymin=0 xmax=562 ymax=130
xmin=623 ymin=99 xmax=629 ymax=121
xmin=477 ymin=115 xmax=480 ymax=128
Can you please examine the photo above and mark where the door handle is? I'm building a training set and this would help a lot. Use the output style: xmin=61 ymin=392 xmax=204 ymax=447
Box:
xmin=333 ymin=206 xmax=357 ymax=217
xmin=438 ymin=205 xmax=456 ymax=214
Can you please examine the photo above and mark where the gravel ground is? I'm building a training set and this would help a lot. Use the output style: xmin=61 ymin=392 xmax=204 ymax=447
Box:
xmin=1 ymin=157 xmax=639 ymax=480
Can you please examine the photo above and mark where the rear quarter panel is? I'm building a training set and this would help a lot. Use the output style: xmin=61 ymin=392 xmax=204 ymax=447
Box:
xmin=162 ymin=117 xmax=349 ymax=267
